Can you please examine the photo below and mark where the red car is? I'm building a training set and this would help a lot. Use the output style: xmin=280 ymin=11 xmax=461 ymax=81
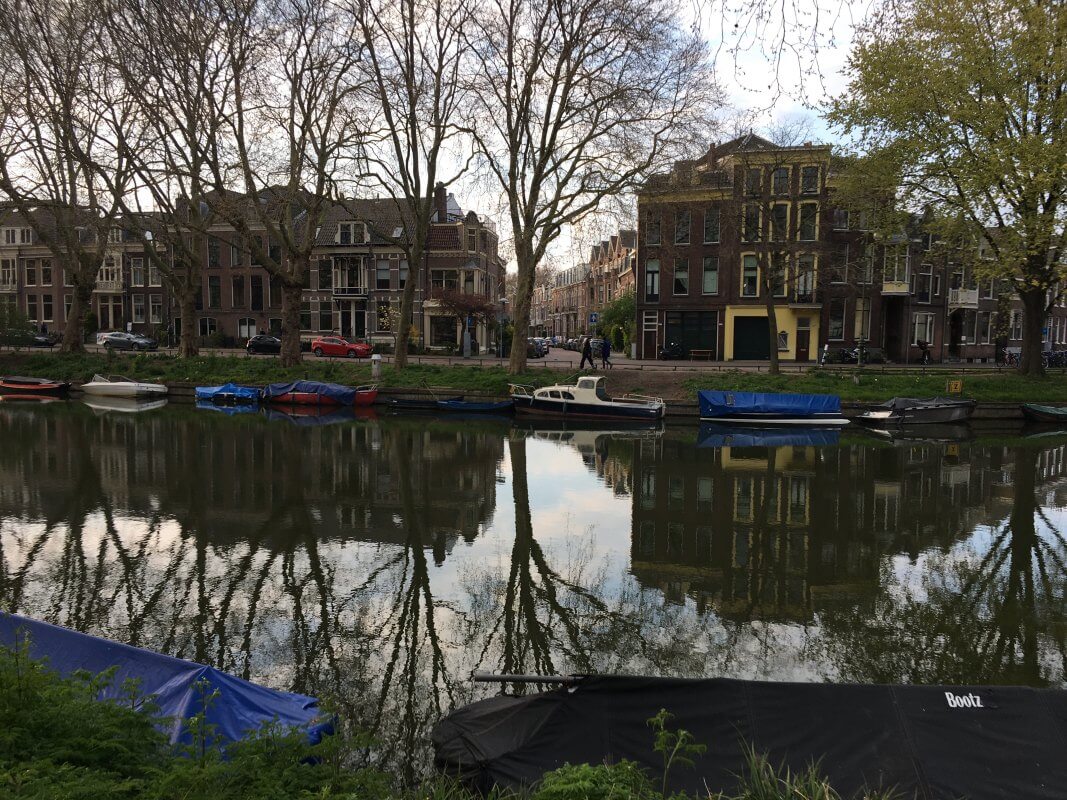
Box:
xmin=310 ymin=336 xmax=372 ymax=358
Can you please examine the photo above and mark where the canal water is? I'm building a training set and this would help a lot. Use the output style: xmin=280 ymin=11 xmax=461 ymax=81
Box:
xmin=1 ymin=401 xmax=1065 ymax=774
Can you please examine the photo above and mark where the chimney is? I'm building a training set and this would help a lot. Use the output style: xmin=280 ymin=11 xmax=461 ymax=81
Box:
xmin=434 ymin=182 xmax=448 ymax=222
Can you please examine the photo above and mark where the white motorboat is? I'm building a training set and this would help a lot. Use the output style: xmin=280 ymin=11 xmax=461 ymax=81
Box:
xmin=509 ymin=376 xmax=665 ymax=420
xmin=80 ymin=374 xmax=168 ymax=398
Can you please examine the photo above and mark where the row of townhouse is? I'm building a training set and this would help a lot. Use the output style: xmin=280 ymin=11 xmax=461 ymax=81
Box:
xmin=633 ymin=134 xmax=1067 ymax=362
xmin=530 ymin=230 xmax=637 ymax=338
xmin=0 ymin=185 xmax=506 ymax=351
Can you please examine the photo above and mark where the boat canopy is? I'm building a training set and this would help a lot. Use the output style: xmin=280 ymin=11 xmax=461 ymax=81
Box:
xmin=0 ymin=613 xmax=332 ymax=746
xmin=194 ymin=383 xmax=261 ymax=403
xmin=433 ymin=675 xmax=1067 ymax=799
xmin=262 ymin=380 xmax=358 ymax=405
xmin=697 ymin=423 xmax=840 ymax=448
xmin=698 ymin=390 xmax=841 ymax=418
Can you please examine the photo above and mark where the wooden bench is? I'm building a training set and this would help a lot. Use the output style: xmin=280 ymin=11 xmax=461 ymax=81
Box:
xmin=689 ymin=349 xmax=713 ymax=360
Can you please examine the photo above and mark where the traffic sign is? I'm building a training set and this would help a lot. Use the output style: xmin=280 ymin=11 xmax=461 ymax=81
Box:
xmin=589 ymin=312 xmax=599 ymax=324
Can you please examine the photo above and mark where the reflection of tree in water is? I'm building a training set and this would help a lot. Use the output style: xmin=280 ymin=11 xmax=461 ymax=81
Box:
xmin=814 ymin=446 xmax=1067 ymax=686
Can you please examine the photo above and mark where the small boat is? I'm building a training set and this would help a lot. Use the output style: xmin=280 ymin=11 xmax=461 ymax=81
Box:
xmin=436 ymin=399 xmax=513 ymax=413
xmin=82 ymin=396 xmax=168 ymax=414
xmin=195 ymin=383 xmax=261 ymax=405
xmin=698 ymin=390 xmax=847 ymax=426
xmin=696 ymin=422 xmax=841 ymax=448
xmin=262 ymin=380 xmax=377 ymax=406
xmin=0 ymin=612 xmax=332 ymax=746
xmin=80 ymin=374 xmax=168 ymax=398
xmin=1021 ymin=403 xmax=1067 ymax=424
xmin=856 ymin=397 xmax=975 ymax=425
xmin=0 ymin=375 xmax=70 ymax=396
xmin=510 ymin=376 xmax=664 ymax=421
xmin=388 ymin=395 xmax=464 ymax=410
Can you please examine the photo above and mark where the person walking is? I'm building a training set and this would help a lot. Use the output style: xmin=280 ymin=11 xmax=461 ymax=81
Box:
xmin=579 ymin=336 xmax=594 ymax=370
xmin=601 ymin=338 xmax=612 ymax=369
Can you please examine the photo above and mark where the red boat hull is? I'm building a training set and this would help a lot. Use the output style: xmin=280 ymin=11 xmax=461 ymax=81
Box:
xmin=0 ymin=377 xmax=70 ymax=396
xmin=269 ymin=388 xmax=378 ymax=407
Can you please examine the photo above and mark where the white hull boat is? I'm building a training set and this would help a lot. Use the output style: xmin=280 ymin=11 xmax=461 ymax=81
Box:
xmin=81 ymin=374 xmax=168 ymax=398
xmin=82 ymin=396 xmax=169 ymax=414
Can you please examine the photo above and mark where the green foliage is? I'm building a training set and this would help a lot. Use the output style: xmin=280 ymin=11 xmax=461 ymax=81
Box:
xmin=728 ymin=745 xmax=898 ymax=800
xmin=647 ymin=709 xmax=706 ymax=799
xmin=532 ymin=761 xmax=657 ymax=800
xmin=0 ymin=302 xmax=35 ymax=346
xmin=600 ymin=290 xmax=635 ymax=342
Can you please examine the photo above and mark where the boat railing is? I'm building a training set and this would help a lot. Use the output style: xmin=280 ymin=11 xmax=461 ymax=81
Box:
xmin=622 ymin=392 xmax=665 ymax=406
xmin=354 ymin=383 xmax=378 ymax=392
xmin=508 ymin=383 xmax=534 ymax=398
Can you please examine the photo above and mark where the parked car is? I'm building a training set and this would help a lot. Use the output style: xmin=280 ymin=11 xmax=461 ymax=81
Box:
xmin=100 ymin=331 xmax=158 ymax=351
xmin=526 ymin=337 xmax=546 ymax=358
xmin=310 ymin=336 xmax=372 ymax=358
xmin=246 ymin=334 xmax=282 ymax=355
xmin=564 ymin=338 xmax=578 ymax=351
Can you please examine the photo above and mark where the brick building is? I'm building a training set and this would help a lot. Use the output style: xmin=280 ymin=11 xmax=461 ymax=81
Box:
xmin=587 ymin=229 xmax=636 ymax=315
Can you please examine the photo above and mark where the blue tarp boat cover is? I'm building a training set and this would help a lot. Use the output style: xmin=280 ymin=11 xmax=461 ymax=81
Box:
xmin=194 ymin=383 xmax=261 ymax=403
xmin=195 ymin=399 xmax=259 ymax=415
xmin=698 ymin=390 xmax=841 ymax=418
xmin=697 ymin=423 xmax=840 ymax=448
xmin=262 ymin=380 xmax=357 ymax=405
xmin=0 ymin=613 xmax=332 ymax=746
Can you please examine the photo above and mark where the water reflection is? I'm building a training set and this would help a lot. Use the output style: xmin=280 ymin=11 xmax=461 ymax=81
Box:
xmin=1 ymin=403 xmax=1065 ymax=773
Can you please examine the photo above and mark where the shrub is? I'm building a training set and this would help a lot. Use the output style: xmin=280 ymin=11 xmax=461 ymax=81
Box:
xmin=532 ymin=761 xmax=657 ymax=800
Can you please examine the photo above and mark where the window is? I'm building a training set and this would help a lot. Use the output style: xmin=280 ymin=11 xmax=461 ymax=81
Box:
xmin=703 ymin=207 xmax=720 ymax=243
xmin=912 ymin=312 xmax=935 ymax=345
xmin=1010 ymin=310 xmax=1023 ymax=340
xmin=982 ymin=280 xmax=995 ymax=300
xmin=828 ymin=298 xmax=844 ymax=340
xmin=642 ymin=310 xmax=657 ymax=332
xmin=855 ymin=296 xmax=871 ymax=340
xmin=148 ymin=265 xmax=161 ymax=286
xmin=743 ymin=205 xmax=760 ymax=242
xmin=108 ymin=227 xmax=123 ymax=243
xmin=431 ymin=269 xmax=459 ymax=290
xmin=207 ymin=275 xmax=221 ymax=308
xmin=646 ymin=218 xmax=661 ymax=246
xmin=645 ymin=259 xmax=660 ymax=302
xmin=977 ymin=311 xmax=991 ymax=344
xmin=149 ymin=295 xmax=162 ymax=324
xmin=130 ymin=257 xmax=144 ymax=286
xmin=300 ymin=301 xmax=312 ymax=330
xmin=745 ymin=168 xmax=761 ymax=194
xmin=24 ymin=261 xmax=36 ymax=285
xmin=466 ymin=229 xmax=477 ymax=252
xmin=63 ymin=294 xmax=72 ymax=320
xmin=232 ymin=276 xmax=245 ymax=307
xmin=250 ymin=275 xmax=264 ymax=311
xmin=830 ymin=245 xmax=848 ymax=284
xmin=673 ymin=258 xmax=689 ymax=295
xmin=132 ymin=294 xmax=145 ymax=322
xmin=741 ymin=255 xmax=758 ymax=297
xmin=772 ymin=167 xmax=790 ymax=195
xmin=376 ymin=259 xmax=390 ymax=290
xmin=40 ymin=261 xmax=51 ymax=286
xmin=198 ymin=317 xmax=216 ymax=336
xmin=884 ymin=245 xmax=910 ymax=283
xmin=318 ymin=259 xmax=333 ymax=291
xmin=267 ymin=239 xmax=281 ymax=264
xmin=674 ymin=210 xmax=690 ymax=244
xmin=795 ymin=254 xmax=815 ymax=302
xmin=319 ymin=304 xmax=332 ymax=331
xmin=40 ymin=295 xmax=52 ymax=322
xmin=798 ymin=203 xmax=818 ymax=241
xmin=27 ymin=294 xmax=37 ymax=321
xmin=702 ymin=256 xmax=718 ymax=294
xmin=0 ymin=259 xmax=14 ymax=286
xmin=832 ymin=208 xmax=849 ymax=229
xmin=860 ymin=245 xmax=875 ymax=283
xmin=777 ymin=330 xmax=788 ymax=351
xmin=337 ymin=221 xmax=364 ymax=245
xmin=771 ymin=252 xmax=788 ymax=297
xmin=801 ymin=166 xmax=819 ymax=194
xmin=208 ymin=239 xmax=220 ymax=268
xmin=770 ymin=204 xmax=789 ymax=241
xmin=399 ymin=260 xmax=408 ymax=289
xmin=2 ymin=229 xmax=13 ymax=244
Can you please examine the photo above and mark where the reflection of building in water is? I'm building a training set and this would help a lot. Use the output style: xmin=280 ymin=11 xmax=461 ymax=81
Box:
xmin=0 ymin=407 xmax=505 ymax=560
xmin=630 ymin=435 xmax=1067 ymax=622
xmin=523 ymin=427 xmax=646 ymax=496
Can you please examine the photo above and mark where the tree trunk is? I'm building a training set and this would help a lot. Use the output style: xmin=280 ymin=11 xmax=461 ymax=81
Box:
xmin=394 ymin=244 xmax=421 ymax=370
xmin=765 ymin=293 xmax=780 ymax=375
xmin=1019 ymin=288 xmax=1046 ymax=377
xmin=508 ymin=245 xmax=535 ymax=375
xmin=178 ymin=284 xmax=199 ymax=358
xmin=60 ymin=282 xmax=92 ymax=354
xmin=280 ymin=283 xmax=304 ymax=367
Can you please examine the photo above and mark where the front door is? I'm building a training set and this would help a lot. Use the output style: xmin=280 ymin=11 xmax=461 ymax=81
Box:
xmin=796 ymin=329 xmax=810 ymax=362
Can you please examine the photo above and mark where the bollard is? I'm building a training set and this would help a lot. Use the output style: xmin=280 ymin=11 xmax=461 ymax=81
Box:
xmin=371 ymin=353 xmax=381 ymax=380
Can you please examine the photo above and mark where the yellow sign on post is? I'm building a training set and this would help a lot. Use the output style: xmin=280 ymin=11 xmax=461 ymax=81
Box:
xmin=946 ymin=380 xmax=963 ymax=395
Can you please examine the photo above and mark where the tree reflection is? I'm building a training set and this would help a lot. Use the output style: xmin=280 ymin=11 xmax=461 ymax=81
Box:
xmin=815 ymin=445 xmax=1067 ymax=686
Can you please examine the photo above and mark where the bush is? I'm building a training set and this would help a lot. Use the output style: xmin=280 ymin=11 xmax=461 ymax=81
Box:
xmin=532 ymin=761 xmax=657 ymax=800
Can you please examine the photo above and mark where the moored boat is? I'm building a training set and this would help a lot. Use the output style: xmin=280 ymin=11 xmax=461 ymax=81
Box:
xmin=698 ymin=390 xmax=848 ymax=426
xmin=388 ymin=395 xmax=464 ymax=410
xmin=0 ymin=375 xmax=71 ymax=396
xmin=1021 ymin=403 xmax=1067 ymax=424
xmin=510 ymin=376 xmax=664 ymax=421
xmin=855 ymin=396 xmax=975 ymax=425
xmin=195 ymin=383 xmax=261 ymax=405
xmin=262 ymin=380 xmax=377 ymax=406
xmin=80 ymin=374 xmax=168 ymax=398
xmin=436 ymin=399 xmax=513 ymax=413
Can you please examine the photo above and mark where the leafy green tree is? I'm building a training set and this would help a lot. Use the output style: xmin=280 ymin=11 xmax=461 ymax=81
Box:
xmin=828 ymin=0 xmax=1067 ymax=376
xmin=600 ymin=289 xmax=635 ymax=348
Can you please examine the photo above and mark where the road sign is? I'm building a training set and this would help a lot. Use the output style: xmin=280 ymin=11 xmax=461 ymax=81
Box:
xmin=589 ymin=312 xmax=598 ymax=324
xmin=946 ymin=379 xmax=963 ymax=395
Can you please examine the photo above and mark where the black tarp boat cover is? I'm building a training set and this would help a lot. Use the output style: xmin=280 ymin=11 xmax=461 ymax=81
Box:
xmin=432 ymin=676 xmax=1067 ymax=799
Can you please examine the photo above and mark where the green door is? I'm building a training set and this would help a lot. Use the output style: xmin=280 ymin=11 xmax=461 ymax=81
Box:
xmin=733 ymin=317 xmax=770 ymax=360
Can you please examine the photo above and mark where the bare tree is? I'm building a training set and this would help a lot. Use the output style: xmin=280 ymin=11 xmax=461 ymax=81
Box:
xmin=0 ymin=0 xmax=138 ymax=351
xmin=351 ymin=0 xmax=473 ymax=367
xmin=200 ymin=0 xmax=366 ymax=366
xmin=468 ymin=0 xmax=718 ymax=373
xmin=108 ymin=0 xmax=237 ymax=357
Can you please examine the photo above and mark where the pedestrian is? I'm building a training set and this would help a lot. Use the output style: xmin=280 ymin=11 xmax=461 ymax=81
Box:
xmin=579 ymin=336 xmax=594 ymax=370
xmin=601 ymin=337 xmax=612 ymax=369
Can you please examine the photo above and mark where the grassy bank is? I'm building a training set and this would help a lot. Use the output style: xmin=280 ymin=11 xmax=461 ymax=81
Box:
xmin=0 ymin=645 xmax=893 ymax=800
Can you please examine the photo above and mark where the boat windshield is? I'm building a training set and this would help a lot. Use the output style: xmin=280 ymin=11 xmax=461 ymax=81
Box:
xmin=595 ymin=383 xmax=609 ymax=401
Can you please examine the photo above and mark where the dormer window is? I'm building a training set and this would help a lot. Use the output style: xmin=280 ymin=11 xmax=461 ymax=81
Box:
xmin=337 ymin=221 xmax=365 ymax=245
xmin=108 ymin=227 xmax=123 ymax=243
